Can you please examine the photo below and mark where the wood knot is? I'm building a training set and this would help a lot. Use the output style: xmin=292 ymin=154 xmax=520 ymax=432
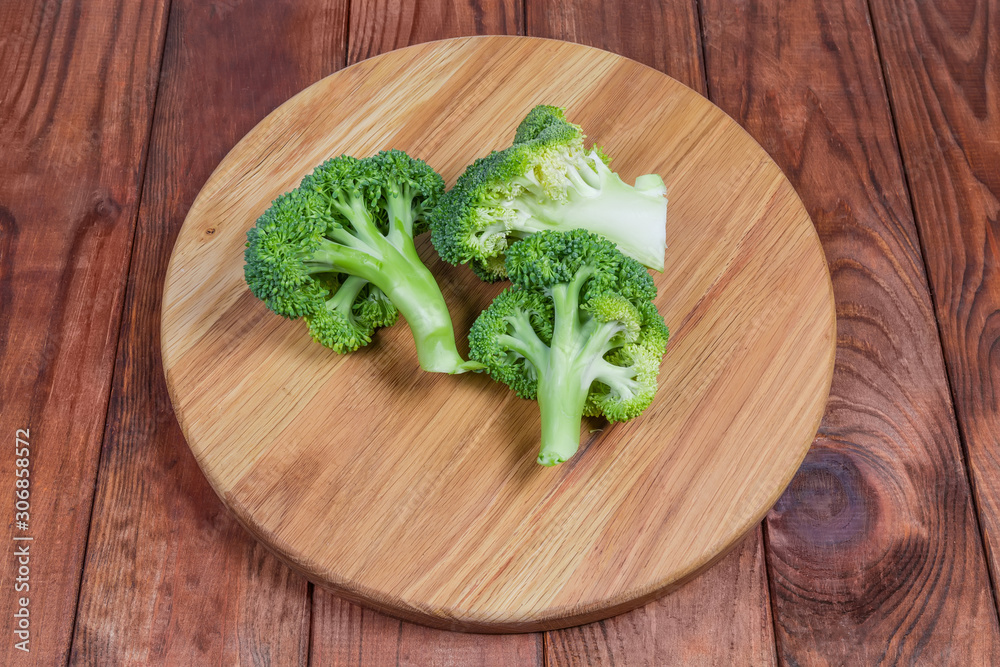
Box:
xmin=205 ymin=227 xmax=215 ymax=236
xmin=770 ymin=441 xmax=875 ymax=548
xmin=92 ymin=192 xmax=122 ymax=219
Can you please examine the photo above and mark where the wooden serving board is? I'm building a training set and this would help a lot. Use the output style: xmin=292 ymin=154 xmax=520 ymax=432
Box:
xmin=161 ymin=36 xmax=835 ymax=632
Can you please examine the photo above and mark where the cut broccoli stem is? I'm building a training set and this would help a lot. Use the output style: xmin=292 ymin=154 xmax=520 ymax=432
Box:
xmin=310 ymin=230 xmax=478 ymax=374
xmin=591 ymin=359 xmax=641 ymax=399
xmin=530 ymin=269 xmax=618 ymax=465
xmin=310 ymin=241 xmax=385 ymax=278
xmin=386 ymin=188 xmax=416 ymax=244
xmin=332 ymin=194 xmax=385 ymax=250
xmin=513 ymin=168 xmax=667 ymax=271
xmin=534 ymin=319 xmax=626 ymax=465
xmin=535 ymin=346 xmax=590 ymax=466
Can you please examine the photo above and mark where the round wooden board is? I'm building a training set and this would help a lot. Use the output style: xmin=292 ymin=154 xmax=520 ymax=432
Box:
xmin=161 ymin=36 xmax=836 ymax=633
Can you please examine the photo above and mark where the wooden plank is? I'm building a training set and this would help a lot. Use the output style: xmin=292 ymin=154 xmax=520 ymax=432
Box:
xmin=311 ymin=595 xmax=543 ymax=665
xmin=546 ymin=532 xmax=775 ymax=665
xmin=305 ymin=1 xmax=541 ymax=662
xmin=526 ymin=0 xmax=705 ymax=93
xmin=0 ymin=0 xmax=169 ymax=663
xmin=868 ymin=0 xmax=1000 ymax=604
xmin=348 ymin=0 xmax=522 ymax=63
xmin=699 ymin=0 xmax=1000 ymax=662
xmin=68 ymin=2 xmax=349 ymax=664
xmin=527 ymin=1 xmax=778 ymax=664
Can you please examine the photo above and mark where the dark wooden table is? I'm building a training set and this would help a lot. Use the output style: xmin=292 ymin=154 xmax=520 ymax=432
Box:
xmin=2 ymin=0 xmax=998 ymax=664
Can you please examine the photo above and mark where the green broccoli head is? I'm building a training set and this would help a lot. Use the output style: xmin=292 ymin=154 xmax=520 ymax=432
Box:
xmin=301 ymin=149 xmax=443 ymax=238
xmin=244 ymin=188 xmax=331 ymax=319
xmin=469 ymin=229 xmax=669 ymax=465
xmin=511 ymin=105 xmax=578 ymax=144
xmin=244 ymin=150 xmax=481 ymax=373
xmin=430 ymin=104 xmax=668 ymax=279
xmin=466 ymin=288 xmax=553 ymax=400
xmin=304 ymin=275 xmax=398 ymax=353
xmin=504 ymin=223 xmax=623 ymax=293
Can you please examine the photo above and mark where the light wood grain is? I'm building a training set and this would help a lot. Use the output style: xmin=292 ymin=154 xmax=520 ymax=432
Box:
xmin=310 ymin=3 xmax=545 ymax=663
xmin=160 ymin=36 xmax=835 ymax=632
xmin=528 ymin=2 xmax=779 ymax=662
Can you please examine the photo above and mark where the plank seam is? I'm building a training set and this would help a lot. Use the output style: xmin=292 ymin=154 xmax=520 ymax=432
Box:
xmin=305 ymin=583 xmax=315 ymax=666
xmin=759 ymin=520 xmax=784 ymax=666
xmin=344 ymin=0 xmax=352 ymax=65
xmin=64 ymin=0 xmax=175 ymax=662
xmin=693 ymin=0 xmax=712 ymax=99
xmin=864 ymin=0 xmax=1000 ymax=628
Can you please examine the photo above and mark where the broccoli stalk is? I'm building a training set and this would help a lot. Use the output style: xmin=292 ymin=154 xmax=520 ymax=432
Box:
xmin=244 ymin=150 xmax=481 ymax=374
xmin=431 ymin=105 xmax=668 ymax=280
xmin=470 ymin=229 xmax=669 ymax=465
xmin=305 ymin=187 xmax=467 ymax=371
xmin=478 ymin=150 xmax=667 ymax=271
xmin=538 ymin=275 xmax=620 ymax=463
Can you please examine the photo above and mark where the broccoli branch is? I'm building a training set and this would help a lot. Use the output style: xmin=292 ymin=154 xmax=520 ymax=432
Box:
xmin=245 ymin=150 xmax=482 ymax=373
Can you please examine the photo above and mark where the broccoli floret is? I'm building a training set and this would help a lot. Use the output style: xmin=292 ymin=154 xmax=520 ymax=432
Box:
xmin=244 ymin=149 xmax=482 ymax=374
xmin=431 ymin=105 xmax=668 ymax=280
xmin=468 ymin=229 xmax=669 ymax=465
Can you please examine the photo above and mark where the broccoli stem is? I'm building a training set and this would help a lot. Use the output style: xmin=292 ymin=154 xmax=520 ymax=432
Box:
xmin=379 ymin=263 xmax=474 ymax=374
xmin=326 ymin=275 xmax=368 ymax=314
xmin=531 ymin=274 xmax=628 ymax=465
xmin=311 ymin=234 xmax=479 ymax=374
xmin=535 ymin=348 xmax=590 ymax=466
xmin=514 ymin=165 xmax=667 ymax=271
xmin=533 ymin=275 xmax=592 ymax=465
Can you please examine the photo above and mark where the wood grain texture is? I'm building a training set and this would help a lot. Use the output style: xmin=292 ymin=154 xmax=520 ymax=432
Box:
xmin=311 ymin=2 xmax=542 ymax=663
xmin=69 ymin=2 xmax=349 ymax=664
xmin=526 ymin=0 xmax=705 ymax=93
xmin=349 ymin=0 xmax=523 ymax=63
xmin=869 ymin=0 xmax=1000 ymax=602
xmin=528 ymin=1 xmax=778 ymax=663
xmin=161 ymin=36 xmax=835 ymax=632
xmin=700 ymin=0 xmax=1000 ymax=663
xmin=546 ymin=532 xmax=775 ymax=666
xmin=0 ymin=0 xmax=169 ymax=663
xmin=311 ymin=594 xmax=543 ymax=665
